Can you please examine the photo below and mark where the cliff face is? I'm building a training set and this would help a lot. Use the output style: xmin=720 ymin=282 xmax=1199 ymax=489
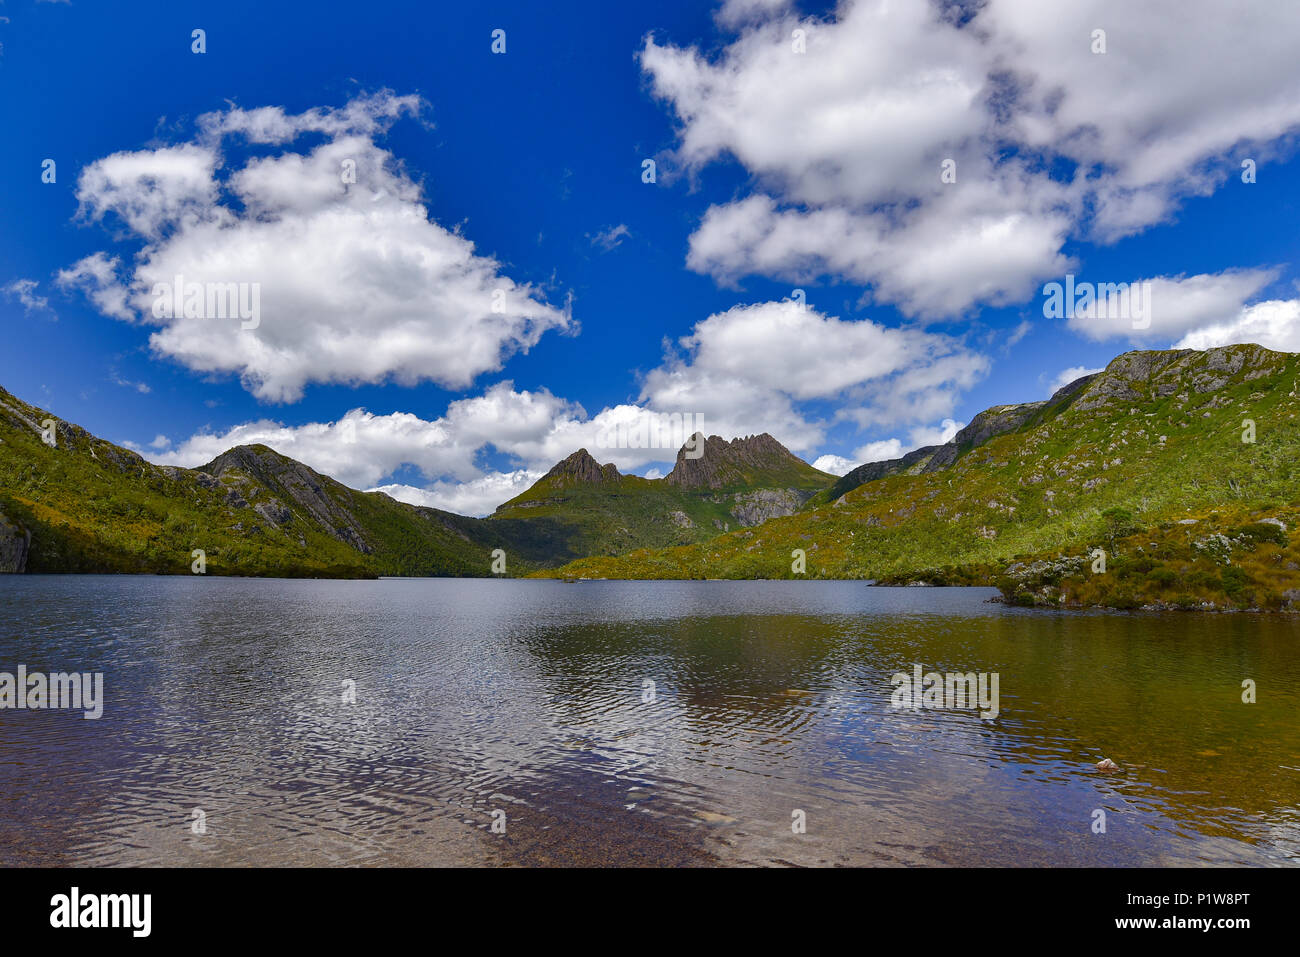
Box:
xmin=0 ymin=508 xmax=30 ymax=573
xmin=665 ymin=433 xmax=826 ymax=490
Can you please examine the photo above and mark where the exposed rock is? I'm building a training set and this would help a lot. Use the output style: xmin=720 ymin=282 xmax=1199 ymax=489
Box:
xmin=254 ymin=501 xmax=293 ymax=526
xmin=200 ymin=445 xmax=372 ymax=553
xmin=729 ymin=488 xmax=808 ymax=526
xmin=665 ymin=433 xmax=820 ymax=489
xmin=0 ymin=508 xmax=31 ymax=573
xmin=952 ymin=402 xmax=1045 ymax=450
xmin=538 ymin=449 xmax=620 ymax=485
xmin=668 ymin=510 xmax=695 ymax=529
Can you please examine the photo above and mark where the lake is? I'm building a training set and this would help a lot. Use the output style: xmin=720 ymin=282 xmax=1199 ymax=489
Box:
xmin=0 ymin=576 xmax=1296 ymax=866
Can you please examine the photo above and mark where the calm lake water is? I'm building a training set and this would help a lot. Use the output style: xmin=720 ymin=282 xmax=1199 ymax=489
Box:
xmin=0 ymin=576 xmax=1296 ymax=867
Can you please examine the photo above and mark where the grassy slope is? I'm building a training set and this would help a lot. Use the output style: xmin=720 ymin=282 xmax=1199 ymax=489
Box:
xmin=540 ymin=345 xmax=1300 ymax=610
xmin=491 ymin=449 xmax=834 ymax=558
xmin=0 ymin=386 xmax=556 ymax=577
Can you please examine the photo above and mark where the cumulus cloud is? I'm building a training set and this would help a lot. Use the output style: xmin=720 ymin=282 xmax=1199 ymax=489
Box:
xmin=908 ymin=418 xmax=964 ymax=448
xmin=65 ymin=93 xmax=572 ymax=402
xmin=372 ymin=472 xmax=543 ymax=517
xmin=1174 ymin=299 xmax=1300 ymax=353
xmin=1063 ymin=269 xmax=1278 ymax=342
xmin=811 ymin=453 xmax=856 ymax=476
xmin=851 ymin=439 xmax=906 ymax=464
xmin=642 ymin=0 xmax=1300 ymax=317
xmin=151 ymin=298 xmax=989 ymax=514
xmin=640 ymin=300 xmax=988 ymax=450
xmin=56 ymin=253 xmax=132 ymax=320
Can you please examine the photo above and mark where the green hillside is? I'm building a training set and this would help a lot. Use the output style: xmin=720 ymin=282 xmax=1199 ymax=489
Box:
xmin=6 ymin=343 xmax=1300 ymax=610
xmin=0 ymin=385 xmax=566 ymax=577
xmin=490 ymin=435 xmax=835 ymax=557
xmin=540 ymin=345 xmax=1300 ymax=611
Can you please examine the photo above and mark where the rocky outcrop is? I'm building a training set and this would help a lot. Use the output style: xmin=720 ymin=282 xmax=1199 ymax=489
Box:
xmin=540 ymin=449 xmax=621 ymax=485
xmin=665 ymin=433 xmax=822 ymax=489
xmin=199 ymin=445 xmax=372 ymax=553
xmin=1073 ymin=345 xmax=1280 ymax=412
xmin=0 ymin=508 xmax=31 ymax=573
xmin=728 ymin=488 xmax=809 ymax=526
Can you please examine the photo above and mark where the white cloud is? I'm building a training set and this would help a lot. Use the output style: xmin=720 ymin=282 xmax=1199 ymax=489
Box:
xmin=715 ymin=0 xmax=791 ymax=29
xmin=1174 ymin=299 xmax=1300 ymax=353
xmin=812 ymin=454 xmax=856 ymax=476
xmin=811 ymin=421 xmax=961 ymax=476
xmin=1047 ymin=365 xmax=1105 ymax=396
xmin=2 ymin=279 xmax=55 ymax=318
xmin=1064 ymin=269 xmax=1279 ymax=343
xmin=110 ymin=372 xmax=151 ymax=394
xmin=642 ymin=0 xmax=1300 ymax=317
xmin=372 ymin=471 xmax=543 ymax=518
xmin=590 ymin=224 xmax=631 ymax=251
xmin=151 ymin=298 xmax=989 ymax=514
xmin=150 ymin=382 xmax=730 ymax=511
xmin=76 ymin=144 xmax=222 ymax=240
xmin=1003 ymin=320 xmax=1032 ymax=350
xmin=65 ymin=93 xmax=572 ymax=403
xmin=908 ymin=418 xmax=963 ymax=448
xmin=56 ymin=253 xmax=132 ymax=320
xmin=639 ymin=300 xmax=989 ymax=450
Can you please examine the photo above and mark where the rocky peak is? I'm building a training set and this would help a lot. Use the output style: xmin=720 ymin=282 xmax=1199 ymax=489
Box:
xmin=665 ymin=432 xmax=804 ymax=489
xmin=543 ymin=449 xmax=621 ymax=484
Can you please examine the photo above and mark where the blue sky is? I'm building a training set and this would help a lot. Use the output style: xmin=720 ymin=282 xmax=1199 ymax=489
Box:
xmin=3 ymin=0 xmax=1300 ymax=514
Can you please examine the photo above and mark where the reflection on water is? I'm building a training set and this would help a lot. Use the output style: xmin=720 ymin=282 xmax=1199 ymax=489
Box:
xmin=0 ymin=577 xmax=1296 ymax=866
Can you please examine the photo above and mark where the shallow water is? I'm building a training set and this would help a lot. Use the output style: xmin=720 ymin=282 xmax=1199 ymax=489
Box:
xmin=0 ymin=576 xmax=1296 ymax=866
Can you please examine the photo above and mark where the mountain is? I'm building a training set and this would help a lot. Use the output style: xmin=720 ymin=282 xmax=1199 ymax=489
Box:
xmin=804 ymin=373 xmax=1098 ymax=509
xmin=7 ymin=343 xmax=1299 ymax=610
xmin=490 ymin=433 xmax=835 ymax=556
xmin=0 ymin=385 xmax=574 ymax=577
xmin=542 ymin=345 xmax=1300 ymax=612
xmin=0 ymin=386 xmax=829 ymax=576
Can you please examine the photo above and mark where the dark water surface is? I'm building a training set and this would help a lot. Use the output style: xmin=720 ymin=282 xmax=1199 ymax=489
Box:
xmin=0 ymin=576 xmax=1296 ymax=867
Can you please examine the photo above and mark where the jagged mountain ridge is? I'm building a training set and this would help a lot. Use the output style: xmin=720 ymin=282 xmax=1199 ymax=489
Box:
xmin=491 ymin=431 xmax=835 ymax=557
